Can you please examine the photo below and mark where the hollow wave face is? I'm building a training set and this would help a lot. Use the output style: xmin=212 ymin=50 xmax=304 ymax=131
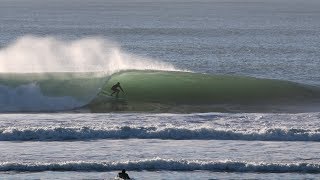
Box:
xmin=0 ymin=70 xmax=320 ymax=112
xmin=88 ymin=70 xmax=320 ymax=113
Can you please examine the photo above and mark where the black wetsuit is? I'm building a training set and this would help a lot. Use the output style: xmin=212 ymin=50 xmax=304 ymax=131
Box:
xmin=111 ymin=84 xmax=120 ymax=92
xmin=111 ymin=83 xmax=123 ymax=96
xmin=118 ymin=172 xmax=130 ymax=179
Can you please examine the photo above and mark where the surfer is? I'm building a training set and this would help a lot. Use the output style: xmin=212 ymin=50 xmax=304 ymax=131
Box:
xmin=111 ymin=82 xmax=124 ymax=97
xmin=118 ymin=169 xmax=130 ymax=179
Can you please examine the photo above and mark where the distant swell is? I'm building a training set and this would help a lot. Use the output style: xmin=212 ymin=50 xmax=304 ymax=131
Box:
xmin=1 ymin=159 xmax=320 ymax=173
xmin=1 ymin=126 xmax=320 ymax=142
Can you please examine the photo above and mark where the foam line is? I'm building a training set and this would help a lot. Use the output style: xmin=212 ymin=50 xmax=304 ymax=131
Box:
xmin=1 ymin=126 xmax=319 ymax=141
xmin=1 ymin=159 xmax=319 ymax=173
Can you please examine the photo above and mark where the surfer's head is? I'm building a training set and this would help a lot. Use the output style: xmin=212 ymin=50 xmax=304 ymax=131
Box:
xmin=117 ymin=82 xmax=120 ymax=85
xmin=122 ymin=169 xmax=126 ymax=173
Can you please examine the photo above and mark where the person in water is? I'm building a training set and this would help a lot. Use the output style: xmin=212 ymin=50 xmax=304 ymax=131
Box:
xmin=111 ymin=82 xmax=124 ymax=97
xmin=118 ymin=169 xmax=130 ymax=179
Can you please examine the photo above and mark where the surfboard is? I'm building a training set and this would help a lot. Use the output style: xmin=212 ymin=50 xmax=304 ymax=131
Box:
xmin=114 ymin=177 xmax=123 ymax=180
xmin=114 ymin=177 xmax=134 ymax=180
xmin=99 ymin=90 xmax=113 ymax=96
xmin=99 ymin=90 xmax=126 ymax=101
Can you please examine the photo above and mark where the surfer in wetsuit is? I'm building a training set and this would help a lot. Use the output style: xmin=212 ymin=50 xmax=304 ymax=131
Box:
xmin=111 ymin=82 xmax=124 ymax=97
xmin=118 ymin=169 xmax=130 ymax=179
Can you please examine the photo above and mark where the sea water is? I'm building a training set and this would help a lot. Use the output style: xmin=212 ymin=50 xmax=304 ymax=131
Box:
xmin=0 ymin=0 xmax=320 ymax=179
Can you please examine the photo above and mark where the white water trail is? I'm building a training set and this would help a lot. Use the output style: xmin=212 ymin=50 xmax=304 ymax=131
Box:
xmin=1 ymin=158 xmax=320 ymax=173
xmin=0 ymin=83 xmax=83 ymax=112
xmin=0 ymin=35 xmax=177 ymax=74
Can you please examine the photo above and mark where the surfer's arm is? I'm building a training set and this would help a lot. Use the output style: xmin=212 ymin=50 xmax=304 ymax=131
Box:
xmin=119 ymin=85 xmax=124 ymax=93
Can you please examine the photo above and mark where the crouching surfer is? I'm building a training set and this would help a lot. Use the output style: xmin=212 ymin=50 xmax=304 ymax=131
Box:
xmin=111 ymin=82 xmax=124 ymax=97
xmin=118 ymin=169 xmax=130 ymax=179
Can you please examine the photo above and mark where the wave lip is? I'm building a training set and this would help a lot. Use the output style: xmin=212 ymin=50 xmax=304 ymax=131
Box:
xmin=1 ymin=126 xmax=320 ymax=142
xmin=1 ymin=159 xmax=320 ymax=173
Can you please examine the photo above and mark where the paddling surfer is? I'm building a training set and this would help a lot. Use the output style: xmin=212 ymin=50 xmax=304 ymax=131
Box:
xmin=111 ymin=82 xmax=124 ymax=97
xmin=118 ymin=169 xmax=130 ymax=179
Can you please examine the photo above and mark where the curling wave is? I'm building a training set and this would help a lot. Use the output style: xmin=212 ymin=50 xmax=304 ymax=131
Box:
xmin=1 ymin=36 xmax=320 ymax=113
xmin=88 ymin=70 xmax=320 ymax=113
xmin=1 ymin=126 xmax=320 ymax=141
xmin=0 ymin=71 xmax=320 ymax=113
xmin=0 ymin=159 xmax=320 ymax=173
xmin=0 ymin=36 xmax=177 ymax=112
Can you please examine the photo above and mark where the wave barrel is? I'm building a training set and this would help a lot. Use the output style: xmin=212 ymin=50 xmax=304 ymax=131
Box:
xmin=89 ymin=71 xmax=320 ymax=113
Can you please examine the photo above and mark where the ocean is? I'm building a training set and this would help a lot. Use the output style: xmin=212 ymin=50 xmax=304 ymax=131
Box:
xmin=0 ymin=0 xmax=320 ymax=179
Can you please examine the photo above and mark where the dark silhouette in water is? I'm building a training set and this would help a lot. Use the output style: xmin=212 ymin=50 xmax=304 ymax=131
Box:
xmin=118 ymin=169 xmax=130 ymax=179
xmin=111 ymin=82 xmax=124 ymax=97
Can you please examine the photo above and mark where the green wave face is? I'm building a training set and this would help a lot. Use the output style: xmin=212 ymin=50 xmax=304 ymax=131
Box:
xmin=100 ymin=70 xmax=319 ymax=105
xmin=1 ymin=71 xmax=319 ymax=113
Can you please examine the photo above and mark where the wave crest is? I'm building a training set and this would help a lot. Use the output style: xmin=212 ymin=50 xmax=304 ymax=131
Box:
xmin=1 ymin=126 xmax=320 ymax=141
xmin=1 ymin=159 xmax=319 ymax=173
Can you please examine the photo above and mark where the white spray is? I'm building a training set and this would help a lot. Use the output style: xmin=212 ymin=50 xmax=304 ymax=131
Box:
xmin=0 ymin=36 xmax=179 ymax=111
xmin=0 ymin=35 xmax=177 ymax=74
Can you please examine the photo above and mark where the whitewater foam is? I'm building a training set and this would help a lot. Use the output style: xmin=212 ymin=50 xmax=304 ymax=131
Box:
xmin=1 ymin=159 xmax=319 ymax=173
xmin=1 ymin=126 xmax=319 ymax=141
xmin=0 ymin=83 xmax=83 ymax=112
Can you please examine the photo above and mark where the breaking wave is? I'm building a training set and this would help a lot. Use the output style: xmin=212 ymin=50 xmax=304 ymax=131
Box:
xmin=87 ymin=70 xmax=320 ymax=113
xmin=1 ymin=126 xmax=320 ymax=141
xmin=1 ymin=36 xmax=320 ymax=113
xmin=1 ymin=159 xmax=319 ymax=173
xmin=0 ymin=36 xmax=177 ymax=112
xmin=1 ymin=70 xmax=319 ymax=113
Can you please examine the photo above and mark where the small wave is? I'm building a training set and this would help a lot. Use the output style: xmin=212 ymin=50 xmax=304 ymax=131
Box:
xmin=1 ymin=126 xmax=320 ymax=141
xmin=1 ymin=159 xmax=319 ymax=173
